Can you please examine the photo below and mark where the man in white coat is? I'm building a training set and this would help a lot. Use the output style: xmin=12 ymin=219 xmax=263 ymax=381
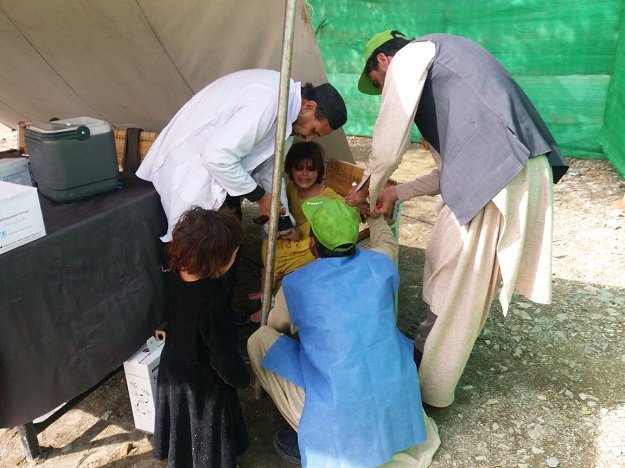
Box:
xmin=137 ymin=68 xmax=347 ymax=330
xmin=136 ymin=68 xmax=348 ymax=243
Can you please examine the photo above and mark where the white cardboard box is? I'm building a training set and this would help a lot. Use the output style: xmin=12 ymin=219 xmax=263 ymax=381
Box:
xmin=123 ymin=338 xmax=164 ymax=433
xmin=0 ymin=181 xmax=46 ymax=255
xmin=0 ymin=157 xmax=32 ymax=186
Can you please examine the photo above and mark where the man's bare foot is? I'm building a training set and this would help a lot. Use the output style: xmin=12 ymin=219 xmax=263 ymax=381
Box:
xmin=248 ymin=291 xmax=262 ymax=301
xmin=250 ymin=310 xmax=262 ymax=323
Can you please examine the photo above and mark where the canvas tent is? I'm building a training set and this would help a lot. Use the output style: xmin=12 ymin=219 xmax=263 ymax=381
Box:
xmin=1 ymin=0 xmax=356 ymax=438
xmin=0 ymin=0 xmax=352 ymax=161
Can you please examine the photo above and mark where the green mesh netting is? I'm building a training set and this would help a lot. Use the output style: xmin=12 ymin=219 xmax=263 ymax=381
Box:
xmin=307 ymin=0 xmax=625 ymax=177
xmin=600 ymin=9 xmax=625 ymax=177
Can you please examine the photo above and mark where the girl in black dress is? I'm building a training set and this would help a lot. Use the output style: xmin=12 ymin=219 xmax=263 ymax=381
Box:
xmin=153 ymin=207 xmax=249 ymax=467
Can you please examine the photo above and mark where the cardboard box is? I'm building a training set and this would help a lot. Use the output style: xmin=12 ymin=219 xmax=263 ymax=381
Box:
xmin=0 ymin=181 xmax=46 ymax=255
xmin=0 ymin=157 xmax=32 ymax=186
xmin=123 ymin=338 xmax=164 ymax=433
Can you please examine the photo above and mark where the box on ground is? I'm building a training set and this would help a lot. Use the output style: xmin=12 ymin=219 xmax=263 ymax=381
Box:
xmin=123 ymin=338 xmax=164 ymax=433
xmin=0 ymin=157 xmax=32 ymax=186
xmin=24 ymin=117 xmax=118 ymax=203
xmin=0 ymin=181 xmax=46 ymax=255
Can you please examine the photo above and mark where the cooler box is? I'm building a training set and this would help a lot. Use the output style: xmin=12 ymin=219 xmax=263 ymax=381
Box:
xmin=24 ymin=117 xmax=118 ymax=202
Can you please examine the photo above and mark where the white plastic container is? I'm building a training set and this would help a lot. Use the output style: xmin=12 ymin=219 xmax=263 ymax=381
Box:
xmin=0 ymin=157 xmax=32 ymax=186
xmin=123 ymin=339 xmax=164 ymax=433
xmin=0 ymin=181 xmax=46 ymax=255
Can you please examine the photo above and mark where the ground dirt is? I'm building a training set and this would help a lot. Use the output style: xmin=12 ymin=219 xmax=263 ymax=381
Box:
xmin=1 ymin=131 xmax=624 ymax=468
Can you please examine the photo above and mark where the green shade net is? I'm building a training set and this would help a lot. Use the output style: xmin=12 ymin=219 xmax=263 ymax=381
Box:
xmin=600 ymin=9 xmax=625 ymax=177
xmin=307 ymin=0 xmax=625 ymax=177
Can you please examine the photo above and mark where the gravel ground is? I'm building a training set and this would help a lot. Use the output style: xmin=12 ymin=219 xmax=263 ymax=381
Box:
xmin=1 ymin=130 xmax=624 ymax=468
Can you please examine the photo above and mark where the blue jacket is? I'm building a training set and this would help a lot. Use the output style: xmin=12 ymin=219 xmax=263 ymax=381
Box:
xmin=262 ymin=248 xmax=425 ymax=467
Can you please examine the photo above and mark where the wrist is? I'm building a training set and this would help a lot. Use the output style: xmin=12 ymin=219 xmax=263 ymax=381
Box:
xmin=390 ymin=185 xmax=399 ymax=201
xmin=245 ymin=185 xmax=266 ymax=202
xmin=392 ymin=184 xmax=408 ymax=203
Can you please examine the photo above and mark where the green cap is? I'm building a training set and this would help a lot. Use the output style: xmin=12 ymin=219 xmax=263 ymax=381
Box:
xmin=358 ymin=30 xmax=408 ymax=95
xmin=302 ymin=197 xmax=359 ymax=252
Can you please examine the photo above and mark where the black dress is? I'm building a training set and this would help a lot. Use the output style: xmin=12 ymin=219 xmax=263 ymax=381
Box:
xmin=153 ymin=273 xmax=250 ymax=467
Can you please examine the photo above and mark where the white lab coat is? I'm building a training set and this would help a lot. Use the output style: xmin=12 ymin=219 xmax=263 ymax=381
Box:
xmin=136 ymin=69 xmax=301 ymax=241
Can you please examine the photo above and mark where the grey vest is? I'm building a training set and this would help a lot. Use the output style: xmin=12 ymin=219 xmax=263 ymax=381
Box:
xmin=413 ymin=34 xmax=568 ymax=225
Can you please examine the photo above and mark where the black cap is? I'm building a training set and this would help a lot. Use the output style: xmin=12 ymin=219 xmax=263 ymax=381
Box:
xmin=313 ymin=83 xmax=347 ymax=130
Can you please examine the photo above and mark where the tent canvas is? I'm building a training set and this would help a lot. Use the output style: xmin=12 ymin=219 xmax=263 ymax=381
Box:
xmin=0 ymin=0 xmax=349 ymax=436
xmin=0 ymin=0 xmax=352 ymax=161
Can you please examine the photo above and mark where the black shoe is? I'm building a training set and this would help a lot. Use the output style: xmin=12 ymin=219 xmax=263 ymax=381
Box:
xmin=232 ymin=309 xmax=251 ymax=326
xmin=423 ymin=402 xmax=449 ymax=416
xmin=273 ymin=428 xmax=301 ymax=465
xmin=236 ymin=340 xmax=250 ymax=364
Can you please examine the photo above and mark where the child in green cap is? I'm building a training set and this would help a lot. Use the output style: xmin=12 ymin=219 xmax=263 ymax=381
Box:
xmin=248 ymin=141 xmax=344 ymax=320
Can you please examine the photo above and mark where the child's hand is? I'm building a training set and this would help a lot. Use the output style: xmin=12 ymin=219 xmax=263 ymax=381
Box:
xmin=278 ymin=228 xmax=302 ymax=247
xmin=289 ymin=228 xmax=303 ymax=242
xmin=278 ymin=228 xmax=293 ymax=247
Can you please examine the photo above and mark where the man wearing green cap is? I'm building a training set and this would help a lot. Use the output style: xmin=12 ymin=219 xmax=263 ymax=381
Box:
xmin=248 ymin=197 xmax=440 ymax=467
xmin=348 ymin=31 xmax=568 ymax=409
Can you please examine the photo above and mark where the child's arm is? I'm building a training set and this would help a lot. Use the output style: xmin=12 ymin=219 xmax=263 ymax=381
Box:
xmin=201 ymin=294 xmax=250 ymax=388
xmin=278 ymin=227 xmax=303 ymax=244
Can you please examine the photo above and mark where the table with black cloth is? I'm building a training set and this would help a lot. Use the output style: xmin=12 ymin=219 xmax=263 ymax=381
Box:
xmin=0 ymin=175 xmax=167 ymax=442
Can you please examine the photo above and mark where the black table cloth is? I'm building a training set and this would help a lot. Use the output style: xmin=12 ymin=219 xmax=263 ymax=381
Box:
xmin=0 ymin=175 xmax=167 ymax=427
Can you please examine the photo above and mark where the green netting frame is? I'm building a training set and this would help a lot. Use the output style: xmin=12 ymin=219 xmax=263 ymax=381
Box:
xmin=600 ymin=7 xmax=625 ymax=177
xmin=307 ymin=0 xmax=625 ymax=177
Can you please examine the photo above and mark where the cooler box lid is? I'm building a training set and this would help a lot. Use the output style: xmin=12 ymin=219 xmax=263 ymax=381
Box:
xmin=25 ymin=117 xmax=112 ymax=141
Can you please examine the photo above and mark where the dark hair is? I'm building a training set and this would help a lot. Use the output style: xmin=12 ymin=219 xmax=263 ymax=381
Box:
xmin=300 ymin=83 xmax=328 ymax=121
xmin=284 ymin=141 xmax=326 ymax=184
xmin=365 ymin=30 xmax=412 ymax=75
xmin=166 ymin=207 xmax=243 ymax=278
xmin=309 ymin=229 xmax=356 ymax=258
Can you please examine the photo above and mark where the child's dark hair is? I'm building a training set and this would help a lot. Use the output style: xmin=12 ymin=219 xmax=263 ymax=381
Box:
xmin=166 ymin=207 xmax=243 ymax=278
xmin=284 ymin=141 xmax=326 ymax=184
xmin=309 ymin=228 xmax=356 ymax=258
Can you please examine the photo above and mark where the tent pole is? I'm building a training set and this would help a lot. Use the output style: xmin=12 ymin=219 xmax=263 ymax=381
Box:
xmin=260 ymin=0 xmax=297 ymax=324
xmin=256 ymin=0 xmax=297 ymax=399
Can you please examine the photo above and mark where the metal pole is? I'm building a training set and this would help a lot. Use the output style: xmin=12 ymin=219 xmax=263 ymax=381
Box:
xmin=260 ymin=0 xmax=297 ymax=324
xmin=255 ymin=0 xmax=297 ymax=399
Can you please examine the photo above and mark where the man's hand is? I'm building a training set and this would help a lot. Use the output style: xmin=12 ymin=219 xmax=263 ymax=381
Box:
xmin=345 ymin=185 xmax=368 ymax=207
xmin=372 ymin=185 xmax=398 ymax=217
xmin=345 ymin=185 xmax=371 ymax=220
xmin=257 ymin=192 xmax=271 ymax=216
